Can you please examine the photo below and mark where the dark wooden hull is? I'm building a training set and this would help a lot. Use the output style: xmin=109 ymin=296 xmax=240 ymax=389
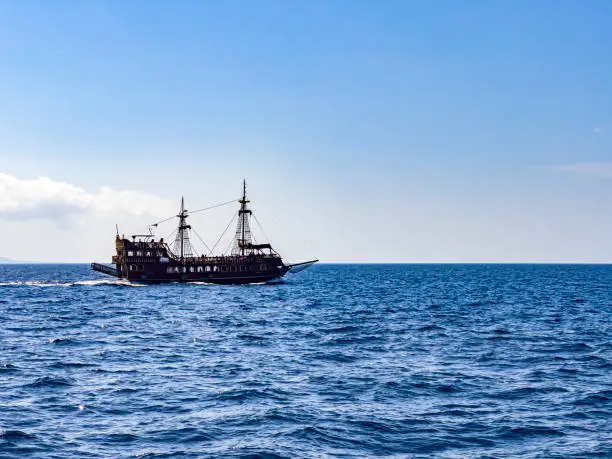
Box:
xmin=91 ymin=268 xmax=288 ymax=284
xmin=123 ymin=274 xmax=286 ymax=285
xmin=123 ymin=270 xmax=287 ymax=284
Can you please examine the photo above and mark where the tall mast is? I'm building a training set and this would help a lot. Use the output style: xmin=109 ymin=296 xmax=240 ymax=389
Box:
xmin=174 ymin=196 xmax=192 ymax=260
xmin=180 ymin=197 xmax=185 ymax=259
xmin=241 ymin=181 xmax=246 ymax=256
xmin=234 ymin=179 xmax=252 ymax=256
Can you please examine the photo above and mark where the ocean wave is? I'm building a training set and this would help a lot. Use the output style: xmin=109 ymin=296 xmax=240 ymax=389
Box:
xmin=48 ymin=361 xmax=98 ymax=369
xmin=418 ymin=324 xmax=445 ymax=331
xmin=494 ymin=386 xmax=568 ymax=399
xmin=215 ymin=387 xmax=290 ymax=402
xmin=575 ymin=390 xmax=612 ymax=406
xmin=48 ymin=337 xmax=75 ymax=345
xmin=498 ymin=425 xmax=565 ymax=439
xmin=146 ymin=426 xmax=214 ymax=443
xmin=102 ymin=432 xmax=140 ymax=443
xmin=0 ymin=363 xmax=19 ymax=373
xmin=323 ymin=325 xmax=360 ymax=334
xmin=25 ymin=376 xmax=73 ymax=388
xmin=0 ymin=429 xmax=37 ymax=441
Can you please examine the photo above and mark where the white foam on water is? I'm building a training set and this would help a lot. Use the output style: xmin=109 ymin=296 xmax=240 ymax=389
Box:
xmin=0 ymin=281 xmax=70 ymax=287
xmin=74 ymin=279 xmax=147 ymax=287
xmin=0 ymin=279 xmax=147 ymax=288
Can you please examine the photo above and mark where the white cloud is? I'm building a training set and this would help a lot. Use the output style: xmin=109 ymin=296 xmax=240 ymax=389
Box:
xmin=0 ymin=173 xmax=173 ymax=221
xmin=554 ymin=162 xmax=612 ymax=179
xmin=593 ymin=127 xmax=602 ymax=133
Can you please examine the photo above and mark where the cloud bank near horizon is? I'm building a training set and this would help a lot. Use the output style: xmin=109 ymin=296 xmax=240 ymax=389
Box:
xmin=0 ymin=173 xmax=173 ymax=221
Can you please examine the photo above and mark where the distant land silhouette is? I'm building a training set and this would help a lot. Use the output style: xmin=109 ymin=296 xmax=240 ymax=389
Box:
xmin=0 ymin=257 xmax=31 ymax=264
xmin=0 ymin=257 xmax=67 ymax=264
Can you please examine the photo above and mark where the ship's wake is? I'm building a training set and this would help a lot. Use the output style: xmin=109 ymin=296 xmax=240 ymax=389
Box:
xmin=0 ymin=279 xmax=146 ymax=288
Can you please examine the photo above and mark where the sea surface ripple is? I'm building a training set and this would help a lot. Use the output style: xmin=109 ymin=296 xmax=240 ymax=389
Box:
xmin=0 ymin=264 xmax=610 ymax=458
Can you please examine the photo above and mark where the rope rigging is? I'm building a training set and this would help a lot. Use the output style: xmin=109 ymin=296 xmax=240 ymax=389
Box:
xmin=222 ymin=234 xmax=235 ymax=255
xmin=209 ymin=212 xmax=237 ymax=256
xmin=162 ymin=228 xmax=178 ymax=256
xmin=252 ymin=213 xmax=271 ymax=245
xmin=191 ymin=227 xmax=212 ymax=255
xmin=149 ymin=198 xmax=237 ymax=228
xmin=188 ymin=198 xmax=238 ymax=216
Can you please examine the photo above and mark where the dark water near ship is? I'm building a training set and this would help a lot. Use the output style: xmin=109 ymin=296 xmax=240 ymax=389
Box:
xmin=0 ymin=264 xmax=610 ymax=458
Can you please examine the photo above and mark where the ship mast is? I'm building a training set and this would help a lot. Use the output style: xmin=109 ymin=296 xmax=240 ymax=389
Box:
xmin=233 ymin=179 xmax=252 ymax=256
xmin=174 ymin=197 xmax=193 ymax=260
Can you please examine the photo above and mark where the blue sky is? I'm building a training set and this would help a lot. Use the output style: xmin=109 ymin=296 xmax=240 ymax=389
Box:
xmin=1 ymin=0 xmax=612 ymax=262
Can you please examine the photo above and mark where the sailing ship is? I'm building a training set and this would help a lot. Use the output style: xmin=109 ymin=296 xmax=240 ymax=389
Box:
xmin=91 ymin=181 xmax=317 ymax=284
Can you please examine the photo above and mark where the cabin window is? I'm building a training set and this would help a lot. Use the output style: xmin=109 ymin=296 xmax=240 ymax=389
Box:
xmin=197 ymin=266 xmax=203 ymax=272
xmin=182 ymin=267 xmax=187 ymax=273
xmin=145 ymin=251 xmax=151 ymax=257
xmin=221 ymin=266 xmax=228 ymax=272
xmin=130 ymin=264 xmax=136 ymax=271
xmin=127 ymin=251 xmax=134 ymax=257
xmin=157 ymin=251 xmax=163 ymax=256
xmin=240 ymin=265 xmax=247 ymax=272
xmin=205 ymin=266 xmax=211 ymax=272
xmin=166 ymin=267 xmax=173 ymax=273
xmin=213 ymin=266 xmax=219 ymax=272
xmin=260 ymin=264 xmax=267 ymax=271
xmin=138 ymin=265 xmax=144 ymax=271
xmin=230 ymin=265 xmax=237 ymax=272
xmin=189 ymin=267 xmax=195 ymax=273
xmin=136 ymin=251 xmax=143 ymax=257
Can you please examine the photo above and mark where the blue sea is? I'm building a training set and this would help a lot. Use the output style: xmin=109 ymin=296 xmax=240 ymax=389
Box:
xmin=0 ymin=264 xmax=610 ymax=458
